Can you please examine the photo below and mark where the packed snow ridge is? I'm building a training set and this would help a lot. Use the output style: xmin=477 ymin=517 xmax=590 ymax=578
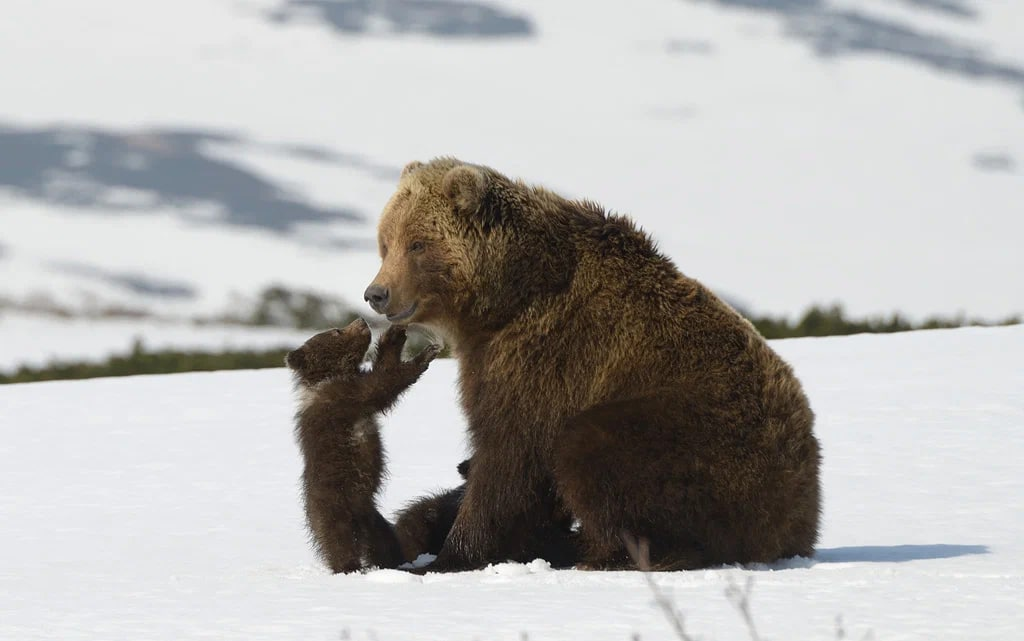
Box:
xmin=1 ymin=326 xmax=1021 ymax=640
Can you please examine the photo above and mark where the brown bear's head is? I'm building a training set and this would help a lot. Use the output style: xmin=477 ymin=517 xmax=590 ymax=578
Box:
xmin=285 ymin=318 xmax=372 ymax=386
xmin=364 ymin=158 xmax=576 ymax=344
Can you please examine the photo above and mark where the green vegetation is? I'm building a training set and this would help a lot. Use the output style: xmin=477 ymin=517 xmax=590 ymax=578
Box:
xmin=746 ymin=304 xmax=1020 ymax=340
xmin=2 ymin=287 xmax=1018 ymax=384
xmin=242 ymin=285 xmax=359 ymax=329
xmin=0 ymin=340 xmax=289 ymax=385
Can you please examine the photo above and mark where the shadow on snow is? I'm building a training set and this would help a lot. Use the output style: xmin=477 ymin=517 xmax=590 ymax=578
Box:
xmin=0 ymin=123 xmax=395 ymax=244
xmin=47 ymin=261 xmax=198 ymax=301
xmin=268 ymin=0 xmax=534 ymax=39
xmin=687 ymin=0 xmax=1024 ymax=93
xmin=814 ymin=543 xmax=990 ymax=564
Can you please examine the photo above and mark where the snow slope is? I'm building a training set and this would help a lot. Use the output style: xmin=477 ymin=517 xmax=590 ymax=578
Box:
xmin=1 ymin=0 xmax=1022 ymax=323
xmin=0 ymin=311 xmax=317 ymax=373
xmin=1 ymin=326 xmax=1021 ymax=640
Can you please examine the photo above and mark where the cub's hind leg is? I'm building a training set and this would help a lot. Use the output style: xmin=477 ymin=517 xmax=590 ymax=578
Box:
xmin=362 ymin=509 xmax=406 ymax=568
xmin=393 ymin=486 xmax=465 ymax=562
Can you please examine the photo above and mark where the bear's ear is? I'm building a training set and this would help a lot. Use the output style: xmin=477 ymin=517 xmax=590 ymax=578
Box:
xmin=400 ymin=161 xmax=423 ymax=179
xmin=442 ymin=165 xmax=490 ymax=219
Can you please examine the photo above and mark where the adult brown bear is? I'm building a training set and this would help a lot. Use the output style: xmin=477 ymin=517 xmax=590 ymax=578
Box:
xmin=364 ymin=158 xmax=821 ymax=571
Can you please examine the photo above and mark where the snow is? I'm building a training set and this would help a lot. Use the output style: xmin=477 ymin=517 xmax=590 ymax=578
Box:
xmin=1 ymin=0 xmax=1022 ymax=324
xmin=1 ymin=325 xmax=1022 ymax=640
xmin=0 ymin=311 xmax=316 ymax=373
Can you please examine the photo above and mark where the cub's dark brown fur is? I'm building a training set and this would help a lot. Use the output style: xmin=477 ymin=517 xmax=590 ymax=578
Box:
xmin=365 ymin=158 xmax=822 ymax=571
xmin=393 ymin=482 xmax=465 ymax=561
xmin=286 ymin=319 xmax=439 ymax=572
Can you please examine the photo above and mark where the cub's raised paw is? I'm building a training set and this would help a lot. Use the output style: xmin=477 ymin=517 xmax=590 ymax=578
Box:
xmin=374 ymin=325 xmax=409 ymax=369
xmin=410 ymin=343 xmax=442 ymax=370
xmin=366 ymin=328 xmax=439 ymax=396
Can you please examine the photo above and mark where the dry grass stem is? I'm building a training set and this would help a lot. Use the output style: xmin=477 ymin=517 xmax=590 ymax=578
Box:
xmin=622 ymin=532 xmax=696 ymax=641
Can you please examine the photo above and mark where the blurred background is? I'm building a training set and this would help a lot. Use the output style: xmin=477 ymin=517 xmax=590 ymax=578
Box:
xmin=1 ymin=0 xmax=1021 ymax=382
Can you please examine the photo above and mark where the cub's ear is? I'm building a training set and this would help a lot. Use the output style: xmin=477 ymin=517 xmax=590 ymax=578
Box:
xmin=400 ymin=160 xmax=423 ymax=179
xmin=442 ymin=165 xmax=500 ymax=227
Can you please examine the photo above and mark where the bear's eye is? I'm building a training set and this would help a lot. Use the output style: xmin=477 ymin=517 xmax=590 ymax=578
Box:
xmin=409 ymin=240 xmax=425 ymax=253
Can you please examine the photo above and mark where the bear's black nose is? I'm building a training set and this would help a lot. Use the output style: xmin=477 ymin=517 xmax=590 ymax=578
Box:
xmin=363 ymin=284 xmax=389 ymax=313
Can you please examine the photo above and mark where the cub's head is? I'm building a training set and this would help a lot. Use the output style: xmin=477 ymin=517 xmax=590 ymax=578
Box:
xmin=285 ymin=318 xmax=372 ymax=386
xmin=364 ymin=158 xmax=575 ymax=342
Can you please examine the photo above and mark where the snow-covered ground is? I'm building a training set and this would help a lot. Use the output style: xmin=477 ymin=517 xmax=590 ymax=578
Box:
xmin=1 ymin=326 xmax=1021 ymax=640
xmin=0 ymin=311 xmax=317 ymax=373
xmin=2 ymin=0 xmax=1022 ymax=326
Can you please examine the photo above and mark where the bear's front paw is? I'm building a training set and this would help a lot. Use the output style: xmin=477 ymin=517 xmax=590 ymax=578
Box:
xmin=420 ymin=549 xmax=479 ymax=573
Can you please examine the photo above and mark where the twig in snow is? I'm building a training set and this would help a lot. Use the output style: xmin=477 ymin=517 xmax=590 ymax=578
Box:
xmin=724 ymin=576 xmax=761 ymax=641
xmin=622 ymin=532 xmax=696 ymax=641
xmin=836 ymin=612 xmax=876 ymax=640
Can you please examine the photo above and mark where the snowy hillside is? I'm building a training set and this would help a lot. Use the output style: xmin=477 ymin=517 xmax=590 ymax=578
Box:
xmin=2 ymin=0 xmax=1022 ymax=325
xmin=0 ymin=311 xmax=317 ymax=373
xmin=1 ymin=326 xmax=1022 ymax=640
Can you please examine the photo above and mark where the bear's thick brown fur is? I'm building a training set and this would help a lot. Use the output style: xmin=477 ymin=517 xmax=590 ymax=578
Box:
xmin=286 ymin=319 xmax=441 ymax=572
xmin=365 ymin=158 xmax=822 ymax=571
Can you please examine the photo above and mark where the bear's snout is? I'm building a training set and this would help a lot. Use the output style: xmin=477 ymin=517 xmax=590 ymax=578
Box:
xmin=364 ymin=284 xmax=389 ymax=314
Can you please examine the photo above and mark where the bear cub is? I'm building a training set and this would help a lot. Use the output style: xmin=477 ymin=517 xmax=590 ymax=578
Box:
xmin=286 ymin=319 xmax=439 ymax=572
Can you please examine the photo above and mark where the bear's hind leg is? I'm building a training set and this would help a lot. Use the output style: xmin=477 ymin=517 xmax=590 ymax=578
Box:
xmin=553 ymin=396 xmax=708 ymax=571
